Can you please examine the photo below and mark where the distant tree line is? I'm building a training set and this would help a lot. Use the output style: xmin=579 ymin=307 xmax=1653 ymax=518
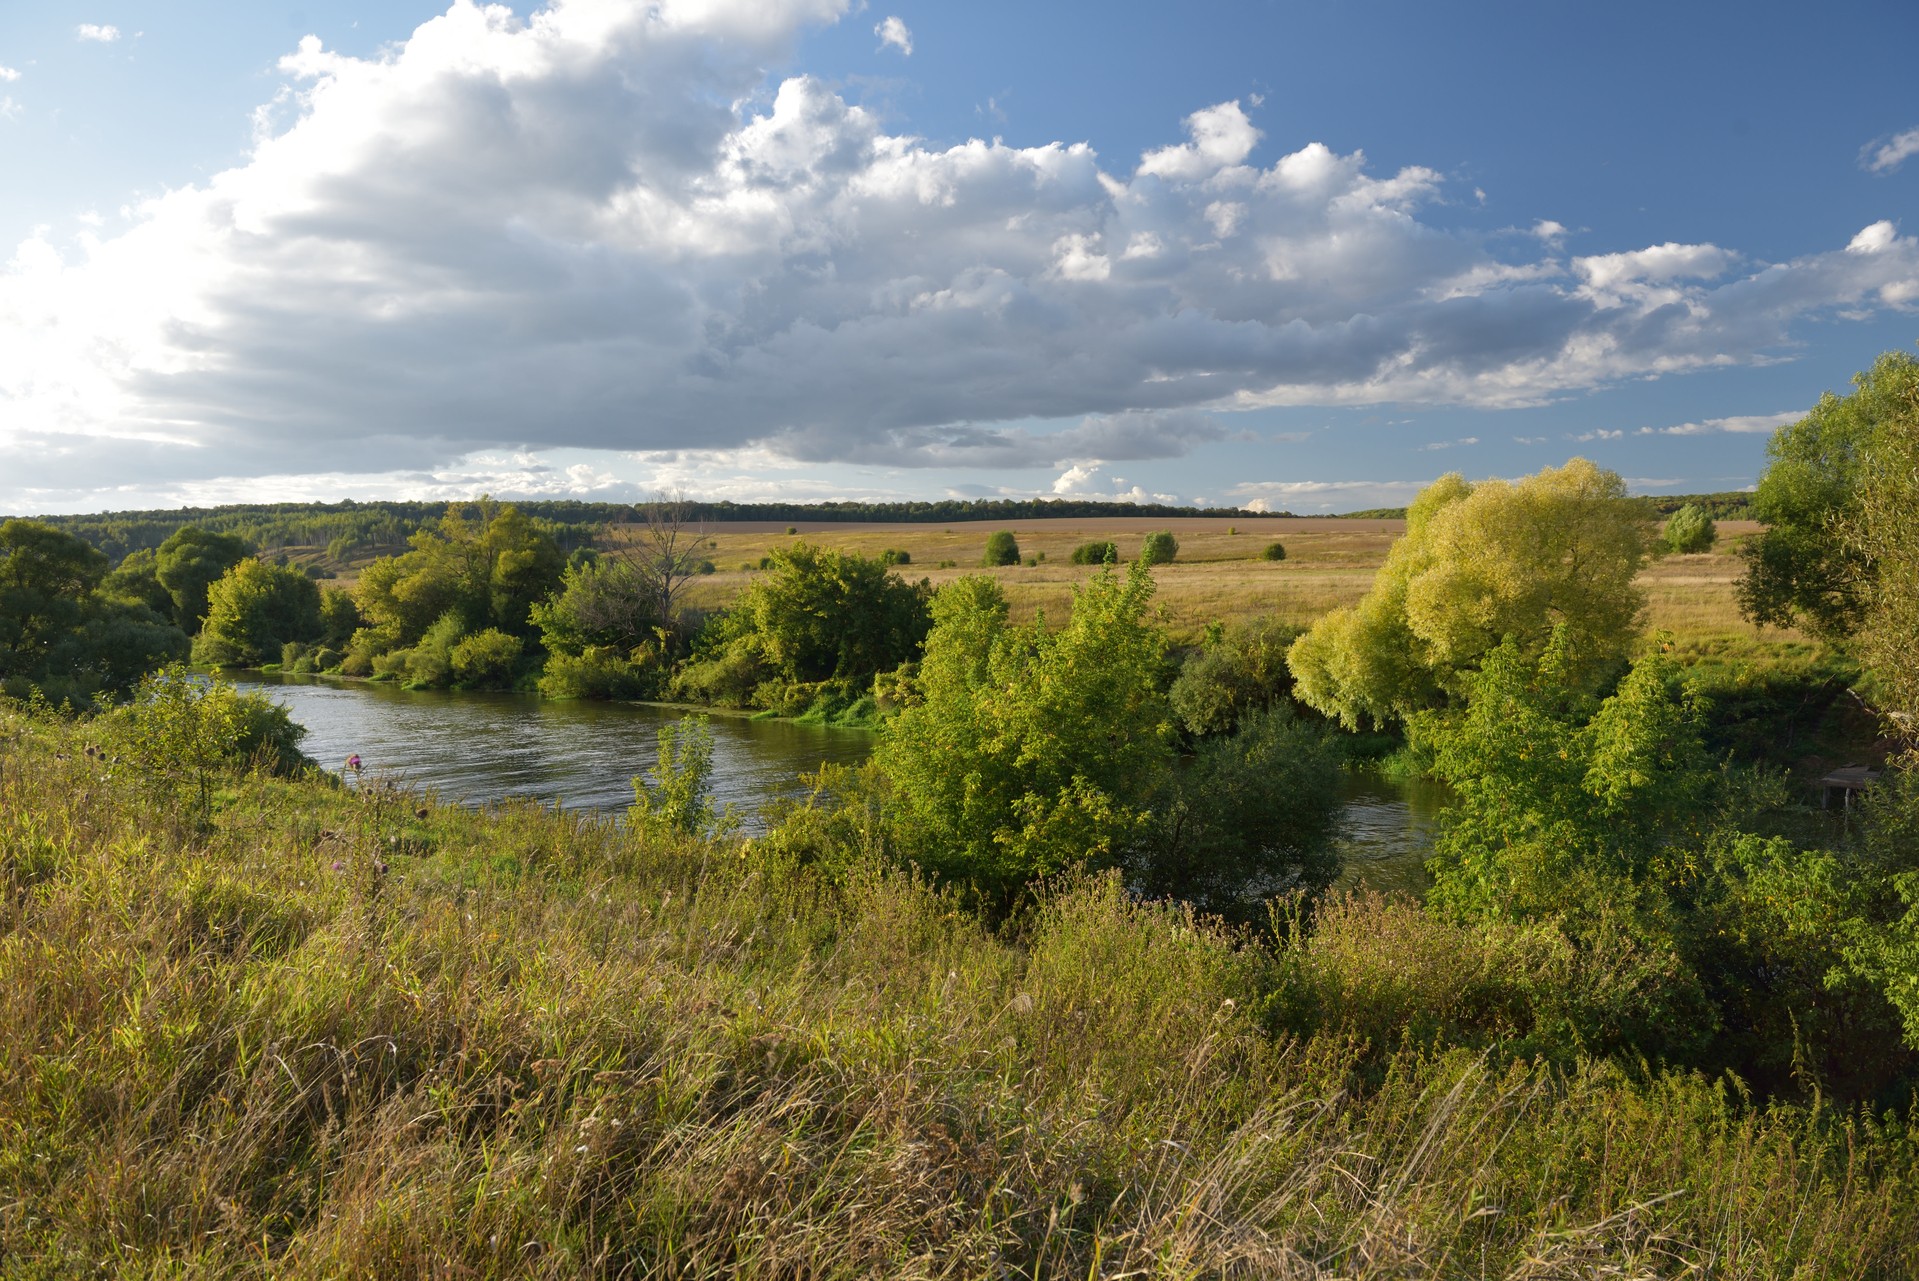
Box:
xmin=16 ymin=497 xmax=1290 ymax=563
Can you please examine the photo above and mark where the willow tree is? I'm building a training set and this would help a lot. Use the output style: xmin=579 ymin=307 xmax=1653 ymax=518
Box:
xmin=1288 ymin=458 xmax=1649 ymax=729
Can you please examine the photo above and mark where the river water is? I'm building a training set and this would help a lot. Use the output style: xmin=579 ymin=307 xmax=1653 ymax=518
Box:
xmin=234 ymin=673 xmax=1440 ymax=890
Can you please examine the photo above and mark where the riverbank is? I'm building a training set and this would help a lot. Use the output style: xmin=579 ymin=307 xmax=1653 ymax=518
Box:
xmin=4 ymin=702 xmax=1916 ymax=1275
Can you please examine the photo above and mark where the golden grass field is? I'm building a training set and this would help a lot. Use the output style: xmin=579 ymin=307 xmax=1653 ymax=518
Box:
xmin=605 ymin=515 xmax=1781 ymax=645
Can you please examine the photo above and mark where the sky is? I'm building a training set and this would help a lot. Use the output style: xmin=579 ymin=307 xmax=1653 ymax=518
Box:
xmin=2 ymin=0 xmax=1916 ymax=516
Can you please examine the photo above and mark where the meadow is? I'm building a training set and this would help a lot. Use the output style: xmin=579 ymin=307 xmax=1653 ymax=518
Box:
xmin=599 ymin=517 xmax=1776 ymax=644
xmin=4 ymin=701 xmax=1915 ymax=1278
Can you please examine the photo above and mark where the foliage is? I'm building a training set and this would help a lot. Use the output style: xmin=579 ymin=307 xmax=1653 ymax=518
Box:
xmin=1069 ymin=539 xmax=1117 ymax=565
xmin=98 ymin=546 xmax=175 ymax=616
xmin=877 ymin=565 xmax=1174 ymax=906
xmin=1289 ymin=459 xmax=1649 ymax=729
xmin=120 ymin=665 xmax=308 ymax=829
xmin=371 ymin=610 xmax=466 ymax=689
xmin=629 ymin=716 xmax=732 ymax=839
xmin=1843 ymin=365 xmax=1919 ymax=724
xmin=1737 ymin=351 xmax=1918 ymax=639
xmin=1416 ymin=631 xmax=1914 ymax=1091
xmin=1261 ymin=540 xmax=1287 ymax=561
xmin=191 ymin=558 xmax=324 ymax=666
xmin=1139 ymin=529 xmax=1179 ymax=565
xmin=674 ymin=544 xmax=931 ymax=711
xmin=449 ymin=628 xmax=523 ymax=688
xmin=537 ymin=645 xmax=662 ymax=700
xmin=1661 ymin=502 xmax=1718 ymax=553
xmin=351 ymin=501 xmax=565 ymax=655
xmin=0 ymin=519 xmax=187 ymax=707
xmin=1131 ymin=704 xmax=1343 ymax=919
xmin=981 ymin=529 xmax=1021 ymax=566
xmin=529 ymin=556 xmax=658 ymax=658
xmin=1168 ymin=616 xmax=1302 ymax=737
xmin=153 ymin=526 xmax=252 ymax=630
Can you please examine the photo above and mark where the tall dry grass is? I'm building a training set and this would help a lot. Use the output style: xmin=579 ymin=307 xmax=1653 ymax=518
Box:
xmin=1 ymin=706 xmax=1913 ymax=1277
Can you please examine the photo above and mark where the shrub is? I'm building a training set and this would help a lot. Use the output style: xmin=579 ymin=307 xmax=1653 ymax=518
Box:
xmin=982 ymin=530 xmax=1021 ymax=567
xmin=1262 ymin=541 xmax=1287 ymax=561
xmin=450 ymin=628 xmax=522 ymax=688
xmin=879 ymin=548 xmax=911 ymax=566
xmin=539 ymin=646 xmax=660 ymax=700
xmin=1169 ymin=617 xmax=1303 ymax=737
xmin=1070 ymin=540 xmax=1118 ymax=565
xmin=630 ymin=716 xmax=733 ymax=838
xmin=1139 ymin=530 xmax=1179 ymax=565
xmin=1662 ymin=503 xmax=1717 ymax=554
xmin=1131 ymin=704 xmax=1343 ymax=919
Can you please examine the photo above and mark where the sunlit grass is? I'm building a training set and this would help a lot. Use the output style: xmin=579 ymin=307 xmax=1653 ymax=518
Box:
xmin=2 ymin=705 xmax=1914 ymax=1275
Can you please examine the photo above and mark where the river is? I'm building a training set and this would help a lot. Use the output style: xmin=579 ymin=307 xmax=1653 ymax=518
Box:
xmin=234 ymin=673 xmax=1440 ymax=891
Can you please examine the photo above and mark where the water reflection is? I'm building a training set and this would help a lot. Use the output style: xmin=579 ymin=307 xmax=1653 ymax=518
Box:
xmin=1333 ymin=771 xmax=1447 ymax=896
xmin=232 ymin=673 xmax=871 ymax=821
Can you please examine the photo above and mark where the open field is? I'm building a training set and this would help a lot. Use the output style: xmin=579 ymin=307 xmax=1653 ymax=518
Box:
xmin=597 ymin=516 xmax=1785 ymax=645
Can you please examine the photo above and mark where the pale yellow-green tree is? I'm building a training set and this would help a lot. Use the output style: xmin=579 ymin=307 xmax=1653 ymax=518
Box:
xmin=1289 ymin=459 xmax=1650 ymax=729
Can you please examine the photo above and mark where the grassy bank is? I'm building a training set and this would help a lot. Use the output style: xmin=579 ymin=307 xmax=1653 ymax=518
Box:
xmin=3 ymin=706 xmax=1916 ymax=1277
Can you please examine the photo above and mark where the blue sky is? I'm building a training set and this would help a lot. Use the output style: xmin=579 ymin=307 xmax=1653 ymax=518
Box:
xmin=2 ymin=0 xmax=1916 ymax=514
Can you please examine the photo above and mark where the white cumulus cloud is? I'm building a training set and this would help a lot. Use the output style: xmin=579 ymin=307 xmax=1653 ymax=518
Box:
xmin=874 ymin=15 xmax=912 ymax=55
xmin=75 ymin=23 xmax=121 ymax=42
xmin=0 ymin=66 xmax=21 ymax=82
xmin=3 ymin=0 xmax=1918 ymax=508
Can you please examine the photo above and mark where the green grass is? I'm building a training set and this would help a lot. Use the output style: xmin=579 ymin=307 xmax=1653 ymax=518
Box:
xmin=3 ymin=704 xmax=1917 ymax=1276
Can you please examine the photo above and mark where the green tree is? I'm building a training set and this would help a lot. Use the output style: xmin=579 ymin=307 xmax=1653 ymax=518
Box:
xmin=1737 ymin=351 xmax=1918 ymax=640
xmin=728 ymin=543 xmax=930 ymax=686
xmin=0 ymin=520 xmax=186 ymax=706
xmin=1132 ymin=704 xmax=1343 ymax=919
xmin=99 ymin=548 xmax=175 ymax=616
xmin=350 ymin=501 xmax=565 ymax=660
xmin=192 ymin=560 xmax=323 ymax=666
xmin=982 ymin=530 xmax=1021 ymax=567
xmin=1289 ymin=459 xmax=1648 ymax=729
xmin=1843 ymin=366 xmax=1919 ymax=724
xmin=1660 ymin=504 xmax=1716 ymax=554
xmin=1139 ymin=530 xmax=1179 ymax=565
xmin=877 ymin=563 xmax=1174 ymax=906
xmin=529 ymin=557 xmax=658 ymax=658
xmin=1168 ymin=617 xmax=1301 ymax=738
xmin=154 ymin=527 xmax=252 ymax=631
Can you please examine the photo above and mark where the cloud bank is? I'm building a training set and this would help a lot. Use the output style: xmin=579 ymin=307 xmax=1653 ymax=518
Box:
xmin=4 ymin=0 xmax=1917 ymax=504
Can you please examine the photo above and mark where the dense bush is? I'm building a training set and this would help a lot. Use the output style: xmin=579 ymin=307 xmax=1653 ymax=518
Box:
xmin=673 ymin=544 xmax=931 ymax=712
xmin=981 ymin=530 xmax=1021 ymax=566
xmin=537 ymin=645 xmax=662 ymax=700
xmin=449 ymin=628 xmax=523 ymax=688
xmin=1261 ymin=540 xmax=1287 ymax=561
xmin=878 ymin=565 xmax=1174 ymax=907
xmin=1169 ymin=617 xmax=1303 ymax=737
xmin=1661 ymin=503 xmax=1718 ymax=553
xmin=1070 ymin=540 xmax=1118 ymax=565
xmin=1139 ymin=530 xmax=1179 ymax=565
